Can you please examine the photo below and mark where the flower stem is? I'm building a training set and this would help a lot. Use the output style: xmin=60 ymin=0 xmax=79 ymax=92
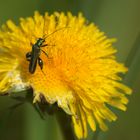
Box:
xmin=56 ymin=110 xmax=76 ymax=140
xmin=92 ymin=128 xmax=100 ymax=140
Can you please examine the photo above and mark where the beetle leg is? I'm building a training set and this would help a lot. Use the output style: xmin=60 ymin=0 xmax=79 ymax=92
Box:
xmin=26 ymin=52 xmax=32 ymax=61
xmin=38 ymin=57 xmax=43 ymax=70
xmin=41 ymin=49 xmax=48 ymax=57
xmin=41 ymin=44 xmax=48 ymax=47
xmin=41 ymin=44 xmax=55 ymax=47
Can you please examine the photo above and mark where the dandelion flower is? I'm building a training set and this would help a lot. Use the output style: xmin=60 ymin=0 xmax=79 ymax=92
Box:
xmin=0 ymin=11 xmax=132 ymax=138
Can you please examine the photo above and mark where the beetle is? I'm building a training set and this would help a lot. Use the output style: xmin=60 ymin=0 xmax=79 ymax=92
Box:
xmin=26 ymin=27 xmax=69 ymax=74
xmin=26 ymin=38 xmax=48 ymax=74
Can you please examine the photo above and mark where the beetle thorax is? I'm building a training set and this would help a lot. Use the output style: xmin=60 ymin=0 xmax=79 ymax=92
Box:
xmin=36 ymin=38 xmax=45 ymax=47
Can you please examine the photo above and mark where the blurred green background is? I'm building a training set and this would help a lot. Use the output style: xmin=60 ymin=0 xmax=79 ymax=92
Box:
xmin=0 ymin=0 xmax=140 ymax=140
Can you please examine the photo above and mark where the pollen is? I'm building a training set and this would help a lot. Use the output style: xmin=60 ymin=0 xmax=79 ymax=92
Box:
xmin=0 ymin=11 xmax=132 ymax=139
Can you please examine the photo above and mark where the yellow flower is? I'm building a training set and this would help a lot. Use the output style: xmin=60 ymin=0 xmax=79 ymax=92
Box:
xmin=0 ymin=11 xmax=132 ymax=138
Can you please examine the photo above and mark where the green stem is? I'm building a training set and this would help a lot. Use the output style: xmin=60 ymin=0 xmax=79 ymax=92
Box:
xmin=92 ymin=128 xmax=100 ymax=140
xmin=56 ymin=110 xmax=76 ymax=140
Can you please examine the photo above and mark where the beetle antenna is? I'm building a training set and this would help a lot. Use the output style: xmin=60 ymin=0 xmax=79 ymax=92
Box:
xmin=43 ymin=27 xmax=70 ymax=39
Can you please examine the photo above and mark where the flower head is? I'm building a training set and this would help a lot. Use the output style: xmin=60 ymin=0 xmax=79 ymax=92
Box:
xmin=0 ymin=11 xmax=132 ymax=138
